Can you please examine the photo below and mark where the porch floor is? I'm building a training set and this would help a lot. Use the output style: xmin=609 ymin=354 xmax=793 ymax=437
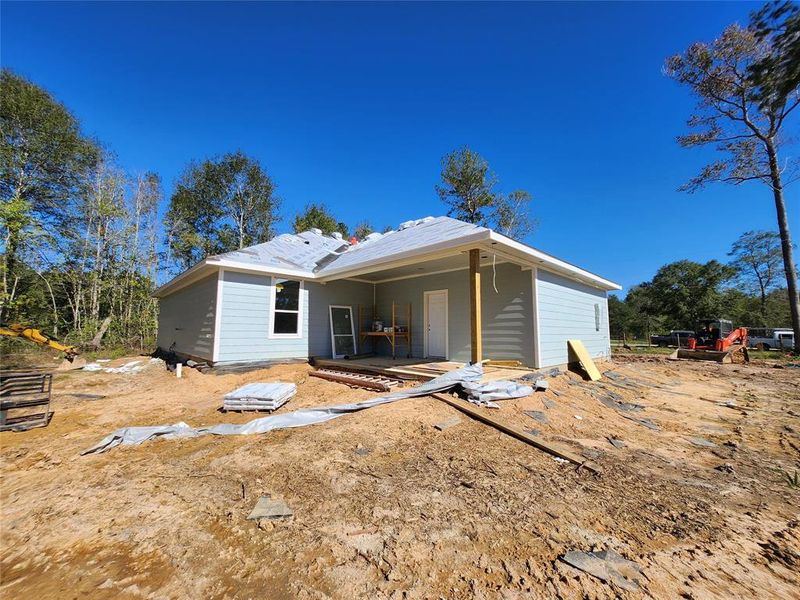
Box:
xmin=311 ymin=356 xmax=536 ymax=383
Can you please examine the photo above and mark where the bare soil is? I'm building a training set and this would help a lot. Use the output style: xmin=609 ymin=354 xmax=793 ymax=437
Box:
xmin=1 ymin=355 xmax=799 ymax=599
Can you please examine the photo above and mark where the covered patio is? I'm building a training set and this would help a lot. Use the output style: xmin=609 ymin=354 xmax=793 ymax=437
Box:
xmin=311 ymin=355 xmax=538 ymax=383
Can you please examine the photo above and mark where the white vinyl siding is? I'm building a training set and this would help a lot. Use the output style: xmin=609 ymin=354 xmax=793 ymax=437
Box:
xmin=536 ymin=268 xmax=610 ymax=367
xmin=217 ymin=271 xmax=308 ymax=363
xmin=156 ymin=274 xmax=217 ymax=361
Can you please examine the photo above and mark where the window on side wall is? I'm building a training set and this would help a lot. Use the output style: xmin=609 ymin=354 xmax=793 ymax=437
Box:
xmin=271 ymin=278 xmax=302 ymax=337
xmin=594 ymin=303 xmax=601 ymax=332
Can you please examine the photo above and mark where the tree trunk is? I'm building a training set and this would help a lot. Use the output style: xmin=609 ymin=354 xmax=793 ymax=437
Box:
xmin=766 ymin=141 xmax=800 ymax=353
xmin=90 ymin=316 xmax=112 ymax=349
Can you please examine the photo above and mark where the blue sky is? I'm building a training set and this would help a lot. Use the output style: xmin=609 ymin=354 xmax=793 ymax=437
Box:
xmin=2 ymin=1 xmax=796 ymax=292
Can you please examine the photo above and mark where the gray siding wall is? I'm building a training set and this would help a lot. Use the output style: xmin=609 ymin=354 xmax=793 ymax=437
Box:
xmin=217 ymin=270 xmax=309 ymax=363
xmin=373 ymin=262 xmax=534 ymax=365
xmin=216 ymin=272 xmax=373 ymax=363
xmin=536 ymin=268 xmax=610 ymax=367
xmin=157 ymin=274 xmax=217 ymax=361
xmin=307 ymin=280 xmax=374 ymax=358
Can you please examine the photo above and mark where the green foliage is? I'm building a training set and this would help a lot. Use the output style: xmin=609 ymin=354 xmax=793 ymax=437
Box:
xmin=436 ymin=147 xmax=535 ymax=239
xmin=664 ymin=24 xmax=795 ymax=191
xmin=665 ymin=11 xmax=800 ymax=352
xmin=610 ymin=258 xmax=794 ymax=340
xmin=728 ymin=230 xmax=785 ymax=322
xmin=1 ymin=68 xmax=100 ymax=321
xmin=165 ymin=151 xmax=278 ymax=270
xmin=749 ymin=1 xmax=800 ymax=111
xmin=648 ymin=260 xmax=737 ymax=328
xmin=292 ymin=204 xmax=349 ymax=238
xmin=353 ymin=221 xmax=374 ymax=240
xmin=436 ymin=147 xmax=499 ymax=225
xmin=493 ymin=190 xmax=536 ymax=239
xmin=0 ymin=69 xmax=100 ymax=223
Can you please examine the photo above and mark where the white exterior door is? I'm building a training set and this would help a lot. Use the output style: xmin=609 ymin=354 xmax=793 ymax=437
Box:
xmin=425 ymin=290 xmax=448 ymax=358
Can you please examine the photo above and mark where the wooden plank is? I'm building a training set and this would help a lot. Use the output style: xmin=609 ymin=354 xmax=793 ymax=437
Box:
xmin=430 ymin=393 xmax=600 ymax=474
xmin=567 ymin=340 xmax=602 ymax=381
xmin=469 ymin=248 xmax=482 ymax=363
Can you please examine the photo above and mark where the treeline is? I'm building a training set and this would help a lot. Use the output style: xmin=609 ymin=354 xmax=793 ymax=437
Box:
xmin=1 ymin=71 xmax=162 ymax=349
xmin=609 ymin=231 xmax=794 ymax=340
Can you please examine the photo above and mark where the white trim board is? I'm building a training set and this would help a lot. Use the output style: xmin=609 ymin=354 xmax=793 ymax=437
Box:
xmin=212 ymin=268 xmax=224 ymax=363
xmin=531 ymin=267 xmax=541 ymax=369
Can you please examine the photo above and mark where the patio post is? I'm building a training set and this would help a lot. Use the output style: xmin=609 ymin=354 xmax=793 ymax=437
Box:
xmin=469 ymin=248 xmax=482 ymax=363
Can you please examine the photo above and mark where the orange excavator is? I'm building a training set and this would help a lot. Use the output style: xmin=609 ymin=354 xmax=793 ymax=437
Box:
xmin=673 ymin=319 xmax=749 ymax=363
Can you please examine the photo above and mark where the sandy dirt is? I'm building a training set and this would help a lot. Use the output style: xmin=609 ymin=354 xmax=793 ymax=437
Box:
xmin=1 ymin=355 xmax=799 ymax=599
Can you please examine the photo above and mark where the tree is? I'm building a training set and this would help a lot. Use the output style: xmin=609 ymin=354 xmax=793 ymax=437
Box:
xmin=728 ymin=230 xmax=785 ymax=323
xmin=0 ymin=69 xmax=100 ymax=320
xmin=493 ymin=190 xmax=536 ymax=239
xmin=436 ymin=147 xmax=499 ymax=225
xmin=665 ymin=18 xmax=800 ymax=352
xmin=435 ymin=147 xmax=535 ymax=238
xmin=353 ymin=221 xmax=374 ymax=240
xmin=165 ymin=151 xmax=278 ymax=271
xmin=292 ymin=204 xmax=349 ymax=238
xmin=749 ymin=1 xmax=800 ymax=110
xmin=646 ymin=260 xmax=736 ymax=328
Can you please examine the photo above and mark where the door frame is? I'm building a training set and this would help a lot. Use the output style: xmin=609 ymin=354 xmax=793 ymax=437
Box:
xmin=329 ymin=305 xmax=357 ymax=359
xmin=423 ymin=289 xmax=449 ymax=359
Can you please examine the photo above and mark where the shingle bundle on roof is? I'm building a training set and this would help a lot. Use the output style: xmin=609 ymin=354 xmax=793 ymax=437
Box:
xmin=222 ymin=382 xmax=297 ymax=412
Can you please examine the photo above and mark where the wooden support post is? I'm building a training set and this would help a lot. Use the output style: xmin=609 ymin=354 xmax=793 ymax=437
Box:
xmin=469 ymin=248 xmax=482 ymax=363
xmin=431 ymin=393 xmax=600 ymax=474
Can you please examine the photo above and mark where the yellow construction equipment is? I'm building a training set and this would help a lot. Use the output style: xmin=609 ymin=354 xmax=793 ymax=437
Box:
xmin=0 ymin=323 xmax=80 ymax=361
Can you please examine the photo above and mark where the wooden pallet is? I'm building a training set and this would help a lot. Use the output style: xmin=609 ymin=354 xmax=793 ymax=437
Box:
xmin=309 ymin=368 xmax=405 ymax=392
xmin=0 ymin=370 xmax=54 ymax=432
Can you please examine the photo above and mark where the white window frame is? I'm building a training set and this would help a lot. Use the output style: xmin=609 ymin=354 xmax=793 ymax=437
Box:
xmin=329 ymin=305 xmax=357 ymax=359
xmin=268 ymin=277 xmax=304 ymax=339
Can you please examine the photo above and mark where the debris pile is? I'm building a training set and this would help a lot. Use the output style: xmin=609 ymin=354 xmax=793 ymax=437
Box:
xmin=82 ymin=358 xmax=164 ymax=374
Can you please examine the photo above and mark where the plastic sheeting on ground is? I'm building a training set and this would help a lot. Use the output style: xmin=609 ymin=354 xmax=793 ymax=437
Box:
xmin=84 ymin=363 xmax=485 ymax=454
xmin=462 ymin=379 xmax=540 ymax=408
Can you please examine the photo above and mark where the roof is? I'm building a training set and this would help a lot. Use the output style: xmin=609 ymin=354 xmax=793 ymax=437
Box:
xmin=154 ymin=216 xmax=621 ymax=296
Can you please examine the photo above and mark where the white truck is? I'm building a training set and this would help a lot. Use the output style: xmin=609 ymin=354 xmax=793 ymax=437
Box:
xmin=748 ymin=328 xmax=794 ymax=351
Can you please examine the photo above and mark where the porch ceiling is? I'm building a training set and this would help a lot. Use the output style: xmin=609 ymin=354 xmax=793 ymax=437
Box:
xmin=346 ymin=250 xmax=516 ymax=283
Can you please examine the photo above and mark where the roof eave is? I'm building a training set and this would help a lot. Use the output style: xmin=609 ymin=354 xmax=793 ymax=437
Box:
xmin=487 ymin=231 xmax=622 ymax=291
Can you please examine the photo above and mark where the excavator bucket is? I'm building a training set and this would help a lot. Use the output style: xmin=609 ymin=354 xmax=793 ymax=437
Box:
xmin=674 ymin=348 xmax=732 ymax=363
xmin=671 ymin=344 xmax=749 ymax=364
xmin=57 ymin=356 xmax=87 ymax=370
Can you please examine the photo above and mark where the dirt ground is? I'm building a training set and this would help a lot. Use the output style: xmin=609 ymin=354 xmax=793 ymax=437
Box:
xmin=1 ymin=354 xmax=799 ymax=599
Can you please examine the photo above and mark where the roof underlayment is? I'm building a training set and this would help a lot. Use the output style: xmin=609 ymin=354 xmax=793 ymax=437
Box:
xmin=156 ymin=216 xmax=620 ymax=296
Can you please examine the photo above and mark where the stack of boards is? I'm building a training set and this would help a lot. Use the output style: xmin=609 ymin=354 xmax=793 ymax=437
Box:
xmin=223 ymin=382 xmax=296 ymax=412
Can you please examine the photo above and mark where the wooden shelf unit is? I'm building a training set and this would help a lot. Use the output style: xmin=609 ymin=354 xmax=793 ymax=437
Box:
xmin=358 ymin=302 xmax=412 ymax=359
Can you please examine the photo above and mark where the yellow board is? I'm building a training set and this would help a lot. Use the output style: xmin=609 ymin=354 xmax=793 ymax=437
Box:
xmin=567 ymin=339 xmax=602 ymax=381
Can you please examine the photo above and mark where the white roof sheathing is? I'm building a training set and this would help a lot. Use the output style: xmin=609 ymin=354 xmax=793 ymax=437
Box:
xmin=214 ymin=230 xmax=348 ymax=272
xmin=155 ymin=215 xmax=620 ymax=296
xmin=317 ymin=217 xmax=487 ymax=274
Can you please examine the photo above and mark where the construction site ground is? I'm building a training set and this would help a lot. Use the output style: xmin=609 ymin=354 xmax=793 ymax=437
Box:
xmin=1 ymin=354 xmax=799 ymax=599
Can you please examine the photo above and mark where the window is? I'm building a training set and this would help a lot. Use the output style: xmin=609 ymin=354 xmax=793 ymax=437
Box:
xmin=594 ymin=303 xmax=601 ymax=332
xmin=270 ymin=278 xmax=302 ymax=337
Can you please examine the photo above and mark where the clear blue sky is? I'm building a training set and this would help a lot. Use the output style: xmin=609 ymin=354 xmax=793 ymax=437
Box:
xmin=2 ymin=1 xmax=796 ymax=292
